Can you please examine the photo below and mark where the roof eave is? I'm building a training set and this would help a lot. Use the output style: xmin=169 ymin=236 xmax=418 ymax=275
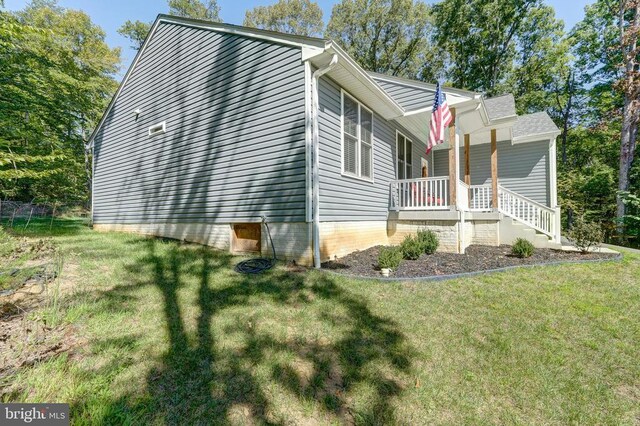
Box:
xmin=512 ymin=130 xmax=561 ymax=144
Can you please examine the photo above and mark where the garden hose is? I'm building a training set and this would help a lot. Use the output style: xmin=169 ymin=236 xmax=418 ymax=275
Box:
xmin=234 ymin=216 xmax=276 ymax=274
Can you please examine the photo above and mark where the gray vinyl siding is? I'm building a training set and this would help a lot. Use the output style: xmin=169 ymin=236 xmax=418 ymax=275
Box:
xmin=93 ymin=21 xmax=306 ymax=224
xmin=317 ymin=77 xmax=424 ymax=221
xmin=373 ymin=78 xmax=435 ymax=111
xmin=431 ymin=140 xmax=550 ymax=206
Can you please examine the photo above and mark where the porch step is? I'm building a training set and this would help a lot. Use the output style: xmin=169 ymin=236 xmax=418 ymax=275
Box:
xmin=500 ymin=217 xmax=559 ymax=249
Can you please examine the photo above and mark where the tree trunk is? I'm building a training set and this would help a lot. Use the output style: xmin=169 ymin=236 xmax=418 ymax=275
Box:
xmin=616 ymin=0 xmax=639 ymax=240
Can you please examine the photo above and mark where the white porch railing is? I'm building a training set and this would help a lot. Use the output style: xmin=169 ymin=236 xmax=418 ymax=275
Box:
xmin=469 ymin=184 xmax=493 ymax=211
xmin=498 ymin=185 xmax=555 ymax=237
xmin=390 ymin=177 xmax=450 ymax=211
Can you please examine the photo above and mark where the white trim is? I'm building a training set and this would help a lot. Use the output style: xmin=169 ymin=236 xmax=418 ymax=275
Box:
xmin=395 ymin=130 xmax=413 ymax=180
xmin=304 ymin=61 xmax=313 ymax=223
xmin=311 ymin=54 xmax=338 ymax=268
xmin=512 ymin=131 xmax=562 ymax=144
xmin=148 ymin=121 xmax=166 ymax=136
xmin=368 ymin=72 xmax=480 ymax=98
xmin=159 ymin=15 xmax=328 ymax=49
xmin=325 ymin=42 xmax=404 ymax=118
xmin=340 ymin=89 xmax=375 ymax=183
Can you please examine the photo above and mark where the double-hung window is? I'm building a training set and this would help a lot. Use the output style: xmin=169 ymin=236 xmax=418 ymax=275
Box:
xmin=396 ymin=132 xmax=413 ymax=179
xmin=342 ymin=91 xmax=373 ymax=180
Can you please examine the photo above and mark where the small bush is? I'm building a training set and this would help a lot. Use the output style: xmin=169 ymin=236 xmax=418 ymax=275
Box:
xmin=416 ymin=229 xmax=439 ymax=254
xmin=568 ymin=216 xmax=603 ymax=254
xmin=0 ymin=226 xmax=15 ymax=258
xmin=400 ymin=235 xmax=423 ymax=260
xmin=511 ymin=238 xmax=535 ymax=258
xmin=378 ymin=246 xmax=403 ymax=270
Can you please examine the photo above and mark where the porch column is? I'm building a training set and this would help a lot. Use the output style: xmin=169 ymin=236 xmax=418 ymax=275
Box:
xmin=491 ymin=129 xmax=498 ymax=209
xmin=464 ymin=134 xmax=471 ymax=185
xmin=549 ymin=137 xmax=561 ymax=243
xmin=448 ymin=108 xmax=457 ymax=207
xmin=464 ymin=133 xmax=471 ymax=204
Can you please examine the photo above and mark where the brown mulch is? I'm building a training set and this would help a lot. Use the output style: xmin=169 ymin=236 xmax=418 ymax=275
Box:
xmin=322 ymin=245 xmax=620 ymax=279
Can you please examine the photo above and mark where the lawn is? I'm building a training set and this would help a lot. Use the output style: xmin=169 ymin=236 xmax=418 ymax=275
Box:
xmin=1 ymin=218 xmax=639 ymax=425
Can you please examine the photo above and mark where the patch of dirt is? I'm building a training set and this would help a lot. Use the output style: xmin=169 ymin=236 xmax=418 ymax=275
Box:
xmin=322 ymin=245 xmax=619 ymax=278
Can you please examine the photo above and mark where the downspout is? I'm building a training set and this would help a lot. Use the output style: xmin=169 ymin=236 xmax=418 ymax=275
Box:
xmin=310 ymin=54 xmax=338 ymax=268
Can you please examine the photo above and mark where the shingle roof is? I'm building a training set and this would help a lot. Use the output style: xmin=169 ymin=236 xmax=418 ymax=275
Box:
xmin=513 ymin=112 xmax=560 ymax=140
xmin=483 ymin=94 xmax=516 ymax=121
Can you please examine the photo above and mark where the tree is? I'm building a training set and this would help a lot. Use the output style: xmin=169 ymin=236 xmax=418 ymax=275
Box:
xmin=117 ymin=20 xmax=151 ymax=50
xmin=617 ymin=0 xmax=639 ymax=237
xmin=431 ymin=0 xmax=570 ymax=109
xmin=325 ymin=0 xmax=436 ymax=79
xmin=118 ymin=0 xmax=221 ymax=51
xmin=168 ymin=0 xmax=220 ymax=21
xmin=0 ymin=2 xmax=120 ymax=204
xmin=243 ymin=0 xmax=323 ymax=37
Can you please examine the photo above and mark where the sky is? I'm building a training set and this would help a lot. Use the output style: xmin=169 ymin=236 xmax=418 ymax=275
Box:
xmin=4 ymin=0 xmax=594 ymax=79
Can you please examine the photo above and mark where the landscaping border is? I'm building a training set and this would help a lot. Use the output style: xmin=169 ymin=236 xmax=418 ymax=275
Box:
xmin=322 ymin=251 xmax=623 ymax=282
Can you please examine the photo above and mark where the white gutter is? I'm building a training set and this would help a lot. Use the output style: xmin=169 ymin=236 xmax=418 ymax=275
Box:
xmin=310 ymin=54 xmax=338 ymax=268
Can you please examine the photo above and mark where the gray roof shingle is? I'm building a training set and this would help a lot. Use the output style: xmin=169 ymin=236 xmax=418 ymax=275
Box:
xmin=483 ymin=94 xmax=516 ymax=121
xmin=512 ymin=112 xmax=560 ymax=140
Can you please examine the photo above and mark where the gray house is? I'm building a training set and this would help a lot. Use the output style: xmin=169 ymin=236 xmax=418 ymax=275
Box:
xmin=90 ymin=15 xmax=561 ymax=267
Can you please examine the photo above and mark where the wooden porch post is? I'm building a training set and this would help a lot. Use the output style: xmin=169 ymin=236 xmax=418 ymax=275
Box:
xmin=491 ymin=129 xmax=498 ymax=209
xmin=448 ymin=108 xmax=457 ymax=207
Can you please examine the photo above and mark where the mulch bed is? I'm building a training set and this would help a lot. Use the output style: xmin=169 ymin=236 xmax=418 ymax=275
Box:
xmin=322 ymin=245 xmax=620 ymax=279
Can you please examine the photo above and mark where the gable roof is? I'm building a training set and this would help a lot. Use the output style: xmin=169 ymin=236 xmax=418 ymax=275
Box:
xmin=513 ymin=112 xmax=560 ymax=141
xmin=89 ymin=14 xmax=556 ymax=146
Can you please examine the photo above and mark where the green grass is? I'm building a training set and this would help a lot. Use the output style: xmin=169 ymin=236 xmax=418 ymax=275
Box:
xmin=2 ymin=218 xmax=640 ymax=425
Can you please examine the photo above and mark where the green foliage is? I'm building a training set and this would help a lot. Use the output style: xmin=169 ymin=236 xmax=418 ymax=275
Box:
xmin=568 ymin=216 xmax=604 ymax=254
xmin=326 ymin=0 xmax=434 ymax=78
xmin=168 ymin=0 xmax=221 ymax=21
xmin=377 ymin=246 xmax=403 ymax=270
xmin=0 ymin=3 xmax=120 ymax=204
xmin=511 ymin=238 xmax=535 ymax=258
xmin=117 ymin=20 xmax=151 ymax=50
xmin=400 ymin=235 xmax=423 ymax=260
xmin=118 ymin=0 xmax=221 ymax=51
xmin=620 ymin=191 xmax=640 ymax=246
xmin=416 ymin=229 xmax=439 ymax=255
xmin=431 ymin=0 xmax=570 ymax=112
xmin=244 ymin=0 xmax=323 ymax=37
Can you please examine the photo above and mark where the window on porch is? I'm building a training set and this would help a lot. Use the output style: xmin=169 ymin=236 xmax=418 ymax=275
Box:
xmin=396 ymin=132 xmax=412 ymax=179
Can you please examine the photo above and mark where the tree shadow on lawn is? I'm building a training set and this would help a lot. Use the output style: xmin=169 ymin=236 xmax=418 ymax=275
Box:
xmin=76 ymin=238 xmax=414 ymax=424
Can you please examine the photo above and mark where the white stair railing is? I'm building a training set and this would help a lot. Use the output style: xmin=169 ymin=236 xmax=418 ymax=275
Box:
xmin=390 ymin=177 xmax=450 ymax=210
xmin=498 ymin=185 xmax=555 ymax=237
xmin=469 ymin=184 xmax=492 ymax=211
xmin=457 ymin=180 xmax=469 ymax=211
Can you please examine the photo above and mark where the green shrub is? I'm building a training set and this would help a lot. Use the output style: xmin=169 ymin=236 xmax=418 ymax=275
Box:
xmin=400 ymin=235 xmax=423 ymax=260
xmin=416 ymin=229 xmax=439 ymax=254
xmin=568 ymin=216 xmax=603 ymax=254
xmin=511 ymin=238 xmax=535 ymax=258
xmin=378 ymin=246 xmax=403 ymax=270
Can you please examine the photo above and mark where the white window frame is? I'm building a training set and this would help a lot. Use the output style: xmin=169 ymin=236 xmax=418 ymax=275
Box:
xmin=396 ymin=130 xmax=413 ymax=179
xmin=340 ymin=89 xmax=374 ymax=182
xmin=148 ymin=121 xmax=166 ymax=137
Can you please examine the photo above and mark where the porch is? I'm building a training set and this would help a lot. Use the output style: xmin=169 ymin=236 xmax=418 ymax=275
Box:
xmin=389 ymin=176 xmax=560 ymax=240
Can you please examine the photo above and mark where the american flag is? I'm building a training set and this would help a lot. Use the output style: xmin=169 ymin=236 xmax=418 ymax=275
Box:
xmin=427 ymin=82 xmax=452 ymax=154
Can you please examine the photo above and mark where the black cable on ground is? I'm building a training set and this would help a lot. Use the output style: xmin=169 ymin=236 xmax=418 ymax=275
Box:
xmin=234 ymin=217 xmax=277 ymax=274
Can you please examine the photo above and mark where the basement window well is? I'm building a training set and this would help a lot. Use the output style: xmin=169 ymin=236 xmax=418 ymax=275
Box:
xmin=232 ymin=223 xmax=261 ymax=253
xmin=148 ymin=121 xmax=166 ymax=136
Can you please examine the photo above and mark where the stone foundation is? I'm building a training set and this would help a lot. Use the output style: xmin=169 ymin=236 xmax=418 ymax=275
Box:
xmin=94 ymin=216 xmax=511 ymax=266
